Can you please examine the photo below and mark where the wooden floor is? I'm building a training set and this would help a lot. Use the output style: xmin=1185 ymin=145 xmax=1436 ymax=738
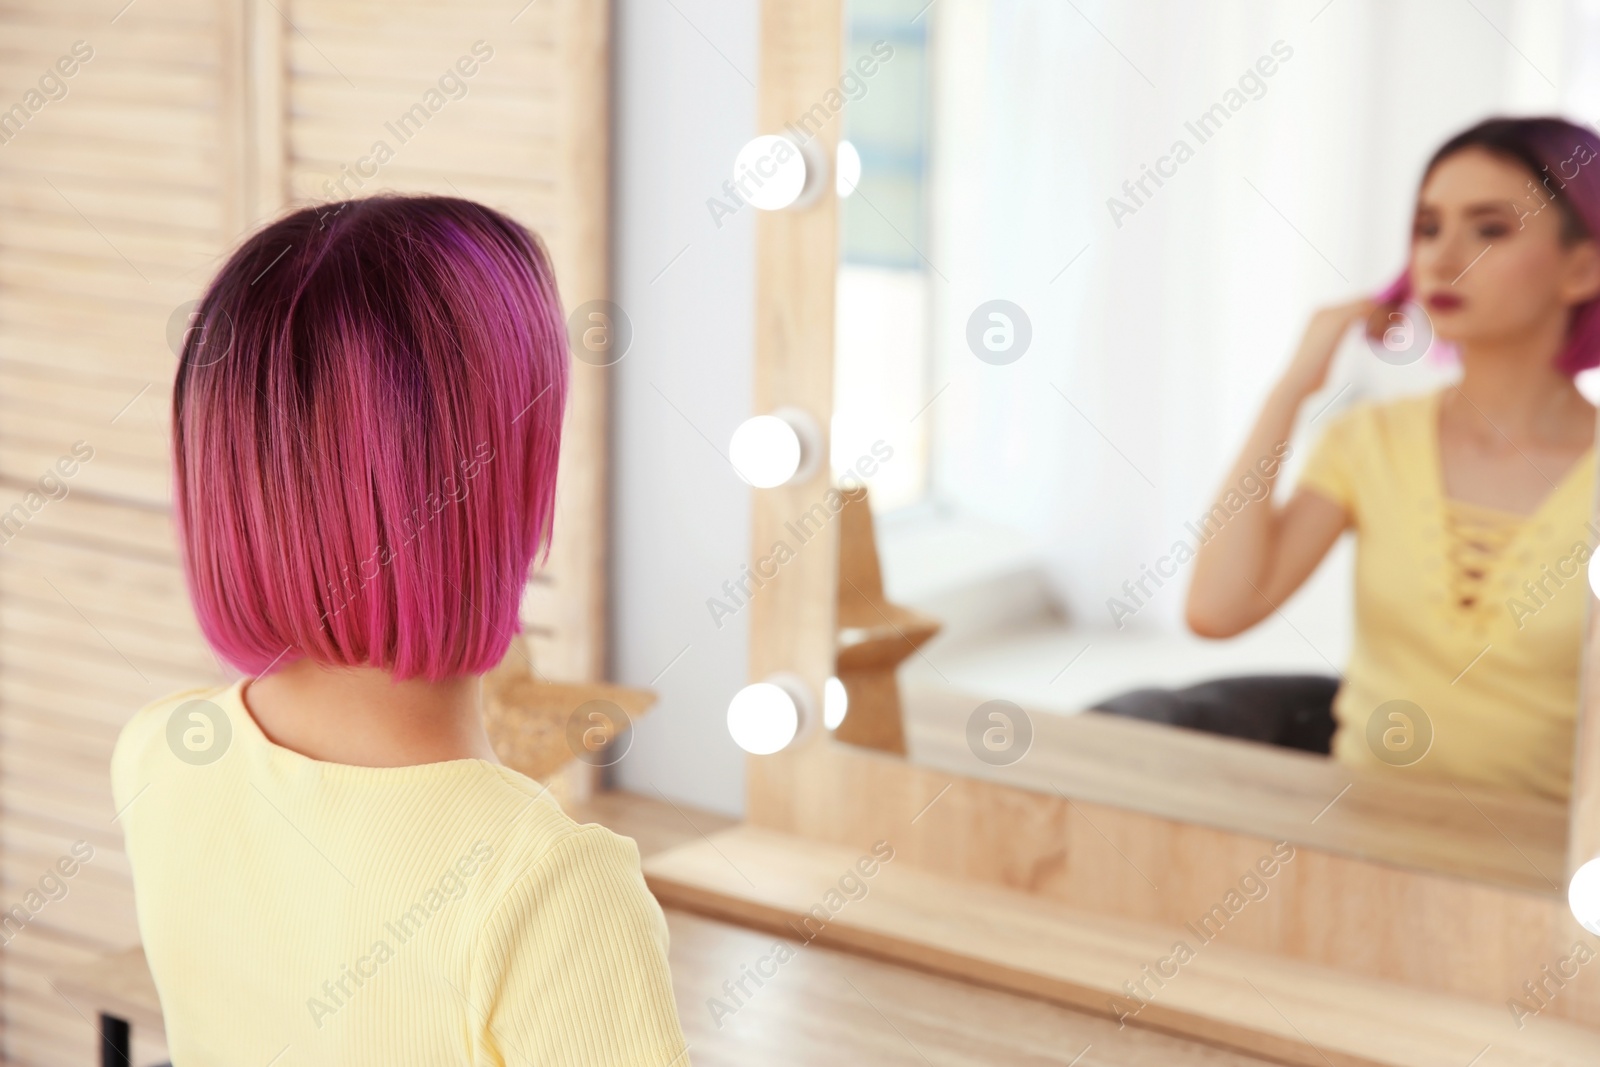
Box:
xmin=51 ymin=792 xmax=1277 ymax=1067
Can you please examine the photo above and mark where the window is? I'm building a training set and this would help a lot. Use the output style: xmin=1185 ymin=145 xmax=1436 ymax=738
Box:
xmin=832 ymin=0 xmax=933 ymax=511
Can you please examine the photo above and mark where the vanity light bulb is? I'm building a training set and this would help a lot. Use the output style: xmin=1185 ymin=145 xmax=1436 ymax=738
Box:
xmin=823 ymin=676 xmax=849 ymax=730
xmin=1577 ymin=367 xmax=1600 ymax=405
xmin=729 ymin=409 xmax=819 ymax=488
xmin=1570 ymin=857 xmax=1600 ymax=935
xmin=836 ymin=140 xmax=862 ymax=198
xmin=727 ymin=681 xmax=802 ymax=755
xmin=733 ymin=134 xmax=812 ymax=211
xmin=730 ymin=415 xmax=801 ymax=487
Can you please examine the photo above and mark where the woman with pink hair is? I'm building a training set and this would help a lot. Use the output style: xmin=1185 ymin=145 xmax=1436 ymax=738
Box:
xmin=1143 ymin=118 xmax=1600 ymax=801
xmin=110 ymin=196 xmax=691 ymax=1065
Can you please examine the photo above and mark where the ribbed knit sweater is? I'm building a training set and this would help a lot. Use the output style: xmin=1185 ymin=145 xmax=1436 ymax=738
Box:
xmin=111 ymin=677 xmax=690 ymax=1065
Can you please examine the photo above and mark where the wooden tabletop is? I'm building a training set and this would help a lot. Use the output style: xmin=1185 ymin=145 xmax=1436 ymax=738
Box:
xmin=51 ymin=791 xmax=1276 ymax=1066
xmin=668 ymin=907 xmax=1275 ymax=1066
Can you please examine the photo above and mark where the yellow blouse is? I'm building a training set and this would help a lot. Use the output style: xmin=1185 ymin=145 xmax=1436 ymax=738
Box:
xmin=1298 ymin=390 xmax=1595 ymax=800
xmin=111 ymin=678 xmax=691 ymax=1066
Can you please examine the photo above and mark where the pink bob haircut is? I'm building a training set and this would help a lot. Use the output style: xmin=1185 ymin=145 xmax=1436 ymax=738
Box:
xmin=1377 ymin=116 xmax=1600 ymax=376
xmin=173 ymin=195 xmax=570 ymax=683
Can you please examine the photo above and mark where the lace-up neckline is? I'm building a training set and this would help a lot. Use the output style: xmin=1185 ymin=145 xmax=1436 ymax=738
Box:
xmin=1441 ymin=498 xmax=1523 ymax=611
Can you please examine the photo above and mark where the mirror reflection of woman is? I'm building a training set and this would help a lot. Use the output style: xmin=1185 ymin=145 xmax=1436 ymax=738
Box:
xmin=1183 ymin=117 xmax=1600 ymax=801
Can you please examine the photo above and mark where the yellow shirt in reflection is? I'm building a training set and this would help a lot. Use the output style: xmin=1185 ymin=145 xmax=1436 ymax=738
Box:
xmin=110 ymin=677 xmax=691 ymax=1067
xmin=1298 ymin=389 xmax=1595 ymax=800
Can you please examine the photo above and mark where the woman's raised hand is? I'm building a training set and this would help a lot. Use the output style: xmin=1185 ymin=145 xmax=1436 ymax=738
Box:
xmin=1277 ymin=297 xmax=1378 ymax=403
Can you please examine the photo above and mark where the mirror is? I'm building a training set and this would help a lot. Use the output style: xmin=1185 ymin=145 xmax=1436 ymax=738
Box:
xmin=828 ymin=0 xmax=1600 ymax=888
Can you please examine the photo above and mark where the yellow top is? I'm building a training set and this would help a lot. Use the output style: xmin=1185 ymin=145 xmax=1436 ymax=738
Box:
xmin=1298 ymin=390 xmax=1595 ymax=800
xmin=111 ymin=678 xmax=691 ymax=1066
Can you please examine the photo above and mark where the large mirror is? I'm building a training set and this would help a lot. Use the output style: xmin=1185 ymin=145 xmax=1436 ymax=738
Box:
xmin=828 ymin=0 xmax=1600 ymax=886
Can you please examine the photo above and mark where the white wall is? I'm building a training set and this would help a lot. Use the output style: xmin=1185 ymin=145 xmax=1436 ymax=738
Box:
xmin=608 ymin=0 xmax=759 ymax=816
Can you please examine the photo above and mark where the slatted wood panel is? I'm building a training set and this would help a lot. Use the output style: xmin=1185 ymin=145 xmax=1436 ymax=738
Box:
xmin=0 ymin=5 xmax=231 ymax=1059
xmin=0 ymin=1 xmax=610 ymax=1061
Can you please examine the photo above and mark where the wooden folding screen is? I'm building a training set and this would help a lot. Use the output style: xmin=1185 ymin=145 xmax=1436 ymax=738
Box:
xmin=0 ymin=1 xmax=610 ymax=1059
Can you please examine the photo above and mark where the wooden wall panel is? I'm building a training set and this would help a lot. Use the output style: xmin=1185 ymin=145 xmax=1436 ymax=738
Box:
xmin=0 ymin=0 xmax=611 ymax=1060
xmin=0 ymin=4 xmax=231 ymax=1057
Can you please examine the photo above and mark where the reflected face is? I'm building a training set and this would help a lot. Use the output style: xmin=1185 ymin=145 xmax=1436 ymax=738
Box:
xmin=1409 ymin=146 xmax=1599 ymax=346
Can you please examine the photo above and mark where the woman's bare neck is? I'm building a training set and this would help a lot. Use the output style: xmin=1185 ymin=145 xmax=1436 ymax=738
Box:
xmin=241 ymin=659 xmax=500 ymax=768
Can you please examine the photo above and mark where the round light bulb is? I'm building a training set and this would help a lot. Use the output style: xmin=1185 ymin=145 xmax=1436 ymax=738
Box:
xmin=733 ymin=135 xmax=811 ymax=211
xmin=823 ymin=676 xmax=849 ymax=730
xmin=729 ymin=409 xmax=819 ymax=488
xmin=1571 ymin=857 xmax=1600 ymax=934
xmin=727 ymin=681 xmax=801 ymax=755
xmin=1576 ymin=367 xmax=1600 ymax=405
xmin=836 ymin=140 xmax=861 ymax=198
xmin=730 ymin=415 xmax=801 ymax=487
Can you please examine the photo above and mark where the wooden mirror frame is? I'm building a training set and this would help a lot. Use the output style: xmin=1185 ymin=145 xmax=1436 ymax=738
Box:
xmin=731 ymin=0 xmax=1600 ymax=1033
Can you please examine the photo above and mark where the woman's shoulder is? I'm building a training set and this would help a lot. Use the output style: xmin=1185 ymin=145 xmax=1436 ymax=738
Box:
xmin=470 ymin=764 xmax=645 ymax=884
xmin=110 ymin=683 xmax=234 ymax=797
xmin=117 ymin=682 xmax=231 ymax=739
xmin=1324 ymin=388 xmax=1435 ymax=428
xmin=1310 ymin=389 xmax=1437 ymax=452
xmin=464 ymin=776 xmax=659 ymax=952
